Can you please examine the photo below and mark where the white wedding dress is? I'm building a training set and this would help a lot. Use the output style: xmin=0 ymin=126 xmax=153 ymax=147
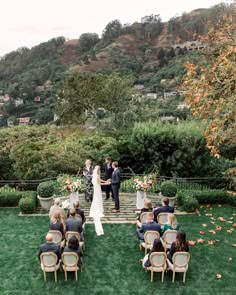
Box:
xmin=89 ymin=168 xmax=104 ymax=236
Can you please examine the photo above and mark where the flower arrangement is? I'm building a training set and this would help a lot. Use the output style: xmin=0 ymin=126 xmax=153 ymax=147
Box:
xmin=133 ymin=174 xmax=156 ymax=192
xmin=57 ymin=174 xmax=85 ymax=195
xmin=61 ymin=199 xmax=71 ymax=210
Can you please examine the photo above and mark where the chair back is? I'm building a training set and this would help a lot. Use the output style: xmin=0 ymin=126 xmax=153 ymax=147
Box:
xmin=40 ymin=252 xmax=57 ymax=268
xmin=140 ymin=212 xmax=148 ymax=224
xmin=163 ymin=230 xmax=177 ymax=245
xmin=150 ymin=252 xmax=167 ymax=268
xmin=173 ymin=252 xmax=190 ymax=268
xmin=65 ymin=231 xmax=81 ymax=242
xmin=48 ymin=230 xmax=62 ymax=244
xmin=62 ymin=252 xmax=78 ymax=267
xmin=144 ymin=231 xmax=160 ymax=245
xmin=157 ymin=213 xmax=169 ymax=226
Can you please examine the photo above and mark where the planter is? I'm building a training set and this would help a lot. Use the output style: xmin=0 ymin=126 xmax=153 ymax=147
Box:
xmin=136 ymin=191 xmax=146 ymax=209
xmin=69 ymin=191 xmax=79 ymax=208
xmin=159 ymin=192 xmax=177 ymax=207
xmin=37 ymin=195 xmax=54 ymax=210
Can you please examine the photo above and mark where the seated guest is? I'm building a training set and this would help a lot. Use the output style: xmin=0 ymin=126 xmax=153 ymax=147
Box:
xmin=38 ymin=233 xmax=61 ymax=262
xmin=67 ymin=201 xmax=86 ymax=224
xmin=167 ymin=229 xmax=189 ymax=263
xmin=49 ymin=211 xmax=65 ymax=239
xmin=49 ymin=198 xmax=66 ymax=220
xmin=66 ymin=208 xmax=83 ymax=237
xmin=162 ymin=213 xmax=180 ymax=235
xmin=136 ymin=198 xmax=153 ymax=228
xmin=63 ymin=235 xmax=83 ymax=267
xmin=153 ymin=197 xmax=174 ymax=222
xmin=142 ymin=238 xmax=165 ymax=268
xmin=136 ymin=212 xmax=161 ymax=241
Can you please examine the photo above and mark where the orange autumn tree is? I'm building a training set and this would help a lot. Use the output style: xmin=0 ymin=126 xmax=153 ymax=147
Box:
xmin=183 ymin=4 xmax=236 ymax=157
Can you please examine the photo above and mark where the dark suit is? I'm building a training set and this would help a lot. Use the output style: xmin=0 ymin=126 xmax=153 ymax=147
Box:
xmin=38 ymin=242 xmax=61 ymax=262
xmin=111 ymin=168 xmax=120 ymax=210
xmin=136 ymin=221 xmax=161 ymax=241
xmin=103 ymin=162 xmax=114 ymax=199
xmin=66 ymin=217 xmax=83 ymax=234
xmin=153 ymin=205 xmax=174 ymax=222
xmin=67 ymin=208 xmax=86 ymax=224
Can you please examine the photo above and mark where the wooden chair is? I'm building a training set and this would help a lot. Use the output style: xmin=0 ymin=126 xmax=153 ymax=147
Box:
xmin=167 ymin=252 xmax=190 ymax=283
xmin=157 ymin=213 xmax=169 ymax=228
xmin=65 ymin=231 xmax=85 ymax=251
xmin=147 ymin=252 xmax=167 ymax=282
xmin=61 ymin=252 xmax=79 ymax=281
xmin=137 ymin=212 xmax=148 ymax=228
xmin=141 ymin=231 xmax=160 ymax=256
xmin=40 ymin=252 xmax=60 ymax=282
xmin=48 ymin=230 xmax=63 ymax=245
xmin=160 ymin=230 xmax=177 ymax=251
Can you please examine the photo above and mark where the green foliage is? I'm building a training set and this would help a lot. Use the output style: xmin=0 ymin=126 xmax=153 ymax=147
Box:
xmin=102 ymin=20 xmax=122 ymax=42
xmin=225 ymin=167 xmax=236 ymax=191
xmin=37 ymin=181 xmax=55 ymax=198
xmin=160 ymin=180 xmax=177 ymax=197
xmin=0 ymin=186 xmax=23 ymax=206
xmin=18 ymin=191 xmax=37 ymax=214
xmin=78 ymin=33 xmax=100 ymax=53
xmin=120 ymin=176 xmax=159 ymax=193
xmin=177 ymin=190 xmax=199 ymax=212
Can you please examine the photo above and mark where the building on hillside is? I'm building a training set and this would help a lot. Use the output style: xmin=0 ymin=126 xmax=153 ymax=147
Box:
xmin=174 ymin=41 xmax=207 ymax=51
xmin=146 ymin=93 xmax=157 ymax=99
xmin=3 ymin=94 xmax=10 ymax=102
xmin=34 ymin=96 xmax=41 ymax=102
xmin=163 ymin=91 xmax=178 ymax=99
xmin=134 ymin=84 xmax=145 ymax=90
xmin=15 ymin=98 xmax=24 ymax=107
xmin=36 ymin=86 xmax=45 ymax=92
xmin=18 ymin=117 xmax=30 ymax=125
xmin=177 ymin=102 xmax=190 ymax=110
xmin=43 ymin=80 xmax=53 ymax=90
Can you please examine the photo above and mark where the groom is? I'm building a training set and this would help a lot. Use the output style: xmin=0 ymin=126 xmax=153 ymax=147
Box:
xmin=111 ymin=161 xmax=120 ymax=213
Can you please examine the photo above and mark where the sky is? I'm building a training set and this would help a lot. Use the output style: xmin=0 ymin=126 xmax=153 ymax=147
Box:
xmin=0 ymin=0 xmax=226 ymax=57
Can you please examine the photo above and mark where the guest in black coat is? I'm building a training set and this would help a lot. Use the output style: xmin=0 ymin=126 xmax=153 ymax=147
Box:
xmin=66 ymin=209 xmax=83 ymax=238
xmin=38 ymin=233 xmax=61 ymax=262
xmin=111 ymin=161 xmax=121 ymax=212
xmin=167 ymin=229 xmax=189 ymax=263
xmin=67 ymin=201 xmax=86 ymax=224
xmin=63 ymin=236 xmax=83 ymax=267
xmin=143 ymin=238 xmax=165 ymax=268
xmin=153 ymin=197 xmax=174 ymax=222
xmin=137 ymin=212 xmax=161 ymax=241
xmin=103 ymin=156 xmax=114 ymax=200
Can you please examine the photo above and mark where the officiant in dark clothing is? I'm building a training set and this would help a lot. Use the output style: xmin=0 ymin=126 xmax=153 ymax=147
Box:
xmin=103 ymin=156 xmax=114 ymax=200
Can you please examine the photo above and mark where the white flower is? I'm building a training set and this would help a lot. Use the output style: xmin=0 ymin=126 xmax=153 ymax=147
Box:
xmin=62 ymin=199 xmax=70 ymax=209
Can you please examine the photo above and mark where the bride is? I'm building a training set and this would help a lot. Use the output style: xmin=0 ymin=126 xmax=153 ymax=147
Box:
xmin=89 ymin=165 xmax=110 ymax=236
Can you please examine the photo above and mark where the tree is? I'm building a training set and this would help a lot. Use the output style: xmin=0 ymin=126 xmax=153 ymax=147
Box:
xmin=78 ymin=33 xmax=100 ymax=53
xmin=102 ymin=20 xmax=122 ymax=42
xmin=183 ymin=7 xmax=236 ymax=157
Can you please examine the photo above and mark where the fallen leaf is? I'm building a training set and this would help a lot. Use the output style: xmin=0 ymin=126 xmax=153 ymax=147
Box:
xmin=210 ymin=217 xmax=215 ymax=220
xmin=216 ymin=274 xmax=222 ymax=279
xmin=229 ymin=217 xmax=234 ymax=220
xmin=215 ymin=239 xmax=220 ymax=242
xmin=188 ymin=240 xmax=196 ymax=245
xmin=208 ymin=240 xmax=216 ymax=245
xmin=198 ymin=214 xmax=201 ymax=216
xmin=210 ymin=207 xmax=213 ymax=210
xmin=198 ymin=238 xmax=204 ymax=243
xmin=200 ymin=205 xmax=203 ymax=209
xmin=202 ymin=224 xmax=207 ymax=227
xmin=211 ymin=221 xmax=215 ymax=224
xmin=232 ymin=244 xmax=236 ymax=247
xmin=227 ymin=229 xmax=233 ymax=233
xmin=232 ymin=214 xmax=236 ymax=216
xmin=206 ymin=204 xmax=211 ymax=208
xmin=218 ymin=205 xmax=222 ymax=207
xmin=229 ymin=257 xmax=232 ymax=261
xmin=233 ymin=224 xmax=236 ymax=227
xmin=218 ymin=217 xmax=226 ymax=222
xmin=227 ymin=221 xmax=233 ymax=224
xmin=209 ymin=230 xmax=216 ymax=234
xmin=200 ymin=231 xmax=206 ymax=235
xmin=206 ymin=213 xmax=213 ymax=217
xmin=216 ymin=225 xmax=222 ymax=231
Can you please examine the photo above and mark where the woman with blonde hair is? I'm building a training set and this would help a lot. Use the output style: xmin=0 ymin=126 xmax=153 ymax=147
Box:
xmin=162 ymin=213 xmax=180 ymax=234
xmin=49 ymin=211 xmax=65 ymax=239
xmin=136 ymin=198 xmax=153 ymax=227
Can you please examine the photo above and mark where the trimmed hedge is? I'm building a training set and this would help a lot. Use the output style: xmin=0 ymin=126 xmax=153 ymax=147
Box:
xmin=177 ymin=190 xmax=199 ymax=212
xmin=0 ymin=187 xmax=23 ymax=207
xmin=160 ymin=181 xmax=177 ymax=198
xmin=19 ymin=191 xmax=37 ymax=214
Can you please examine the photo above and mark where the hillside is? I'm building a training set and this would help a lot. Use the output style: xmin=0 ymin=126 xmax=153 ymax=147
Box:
xmin=0 ymin=4 xmax=230 ymax=126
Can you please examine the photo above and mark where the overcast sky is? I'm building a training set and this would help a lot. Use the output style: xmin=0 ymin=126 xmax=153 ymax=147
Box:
xmin=0 ymin=0 xmax=225 ymax=57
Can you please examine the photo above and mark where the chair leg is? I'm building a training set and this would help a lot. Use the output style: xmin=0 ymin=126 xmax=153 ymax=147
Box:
xmin=75 ymin=270 xmax=78 ymax=281
xmin=65 ymin=270 xmax=67 ymax=281
xmin=43 ymin=271 xmax=46 ymax=282
xmin=162 ymin=271 xmax=164 ymax=282
xmin=54 ymin=270 xmax=57 ymax=282
xmin=145 ymin=246 xmax=147 ymax=256
xmin=183 ymin=271 xmax=186 ymax=283
xmin=151 ymin=270 xmax=153 ymax=282
xmin=172 ymin=271 xmax=175 ymax=283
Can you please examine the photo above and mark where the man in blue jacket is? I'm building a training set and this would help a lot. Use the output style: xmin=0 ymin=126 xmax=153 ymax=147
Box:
xmin=136 ymin=212 xmax=161 ymax=241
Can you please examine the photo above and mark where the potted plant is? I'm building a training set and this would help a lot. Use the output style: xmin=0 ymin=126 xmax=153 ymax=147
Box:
xmin=37 ymin=181 xmax=55 ymax=210
xmin=160 ymin=180 xmax=177 ymax=207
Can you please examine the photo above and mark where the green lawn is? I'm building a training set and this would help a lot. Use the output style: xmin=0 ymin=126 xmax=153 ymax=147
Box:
xmin=0 ymin=206 xmax=235 ymax=295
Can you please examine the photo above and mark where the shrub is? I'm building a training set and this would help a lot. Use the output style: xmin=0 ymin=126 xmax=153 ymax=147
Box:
xmin=0 ymin=186 xmax=23 ymax=206
xmin=160 ymin=181 xmax=177 ymax=197
xmin=177 ymin=190 xmax=199 ymax=212
xmin=120 ymin=177 xmax=159 ymax=194
xmin=225 ymin=167 xmax=236 ymax=191
xmin=37 ymin=181 xmax=55 ymax=198
xmin=19 ymin=191 xmax=37 ymax=214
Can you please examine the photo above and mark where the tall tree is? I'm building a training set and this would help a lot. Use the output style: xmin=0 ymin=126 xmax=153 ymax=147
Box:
xmin=183 ymin=6 xmax=236 ymax=157
xmin=102 ymin=20 xmax=122 ymax=42
xmin=78 ymin=33 xmax=100 ymax=53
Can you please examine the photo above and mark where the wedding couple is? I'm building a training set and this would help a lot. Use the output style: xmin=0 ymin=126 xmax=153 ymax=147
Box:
xmin=89 ymin=161 xmax=120 ymax=236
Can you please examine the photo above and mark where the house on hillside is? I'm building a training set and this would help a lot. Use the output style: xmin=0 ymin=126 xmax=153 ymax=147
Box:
xmin=134 ymin=84 xmax=145 ymax=90
xmin=3 ymin=94 xmax=10 ymax=102
xmin=15 ymin=98 xmax=24 ymax=107
xmin=34 ymin=96 xmax=41 ymax=102
xmin=174 ymin=41 xmax=207 ymax=51
xmin=163 ymin=91 xmax=178 ymax=99
xmin=18 ymin=117 xmax=30 ymax=125
xmin=146 ymin=93 xmax=157 ymax=99
xmin=43 ymin=80 xmax=53 ymax=90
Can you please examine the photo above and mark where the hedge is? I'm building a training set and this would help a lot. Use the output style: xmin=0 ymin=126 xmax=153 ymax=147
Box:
xmin=0 ymin=187 xmax=23 ymax=207
xmin=19 ymin=191 xmax=37 ymax=214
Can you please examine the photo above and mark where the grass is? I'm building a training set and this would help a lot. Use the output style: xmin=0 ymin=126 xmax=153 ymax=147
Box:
xmin=0 ymin=205 xmax=235 ymax=295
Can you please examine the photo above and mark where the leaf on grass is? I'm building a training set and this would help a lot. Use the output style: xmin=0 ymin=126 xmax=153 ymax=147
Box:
xmin=200 ymin=231 xmax=206 ymax=235
xmin=208 ymin=240 xmax=216 ymax=245
xmin=188 ymin=240 xmax=196 ymax=245
xmin=227 ymin=221 xmax=233 ymax=224
xmin=218 ymin=205 xmax=222 ymax=207
xmin=202 ymin=224 xmax=207 ymax=227
xmin=210 ymin=217 xmax=215 ymax=220
xmin=229 ymin=217 xmax=234 ymax=220
xmin=206 ymin=204 xmax=211 ymax=208
xmin=209 ymin=230 xmax=216 ymax=234
xmin=216 ymin=225 xmax=222 ymax=231
xmin=232 ymin=214 xmax=236 ymax=216
xmin=232 ymin=244 xmax=236 ymax=247
xmin=233 ymin=224 xmax=236 ymax=227
xmin=216 ymin=274 xmax=222 ymax=279
xmin=226 ymin=229 xmax=233 ymax=233
xmin=200 ymin=205 xmax=203 ymax=209
xmin=218 ymin=217 xmax=226 ymax=222
xmin=211 ymin=221 xmax=215 ymax=224
xmin=229 ymin=257 xmax=232 ymax=261
xmin=198 ymin=238 xmax=204 ymax=243
xmin=206 ymin=213 xmax=213 ymax=217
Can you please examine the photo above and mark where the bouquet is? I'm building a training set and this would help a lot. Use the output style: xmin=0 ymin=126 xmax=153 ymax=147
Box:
xmin=57 ymin=174 xmax=85 ymax=195
xmin=61 ymin=199 xmax=70 ymax=210
xmin=133 ymin=174 xmax=156 ymax=192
